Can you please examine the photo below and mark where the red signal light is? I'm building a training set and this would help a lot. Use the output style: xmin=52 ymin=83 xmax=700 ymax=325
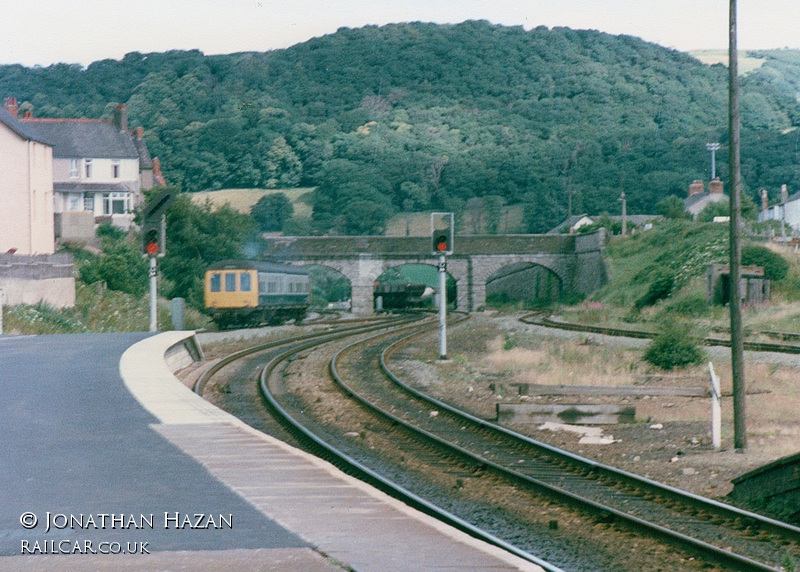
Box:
xmin=144 ymin=228 xmax=159 ymax=255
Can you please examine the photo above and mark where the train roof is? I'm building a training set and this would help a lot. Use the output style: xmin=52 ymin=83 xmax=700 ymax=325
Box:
xmin=206 ymin=259 xmax=308 ymax=275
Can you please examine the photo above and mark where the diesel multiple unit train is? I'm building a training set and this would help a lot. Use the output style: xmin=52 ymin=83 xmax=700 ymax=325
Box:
xmin=204 ymin=260 xmax=310 ymax=328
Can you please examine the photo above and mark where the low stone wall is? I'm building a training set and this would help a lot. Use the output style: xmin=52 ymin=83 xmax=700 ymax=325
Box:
xmin=0 ymin=253 xmax=75 ymax=308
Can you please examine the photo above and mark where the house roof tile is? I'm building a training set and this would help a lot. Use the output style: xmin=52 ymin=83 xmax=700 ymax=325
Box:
xmin=20 ymin=119 xmax=139 ymax=159
xmin=0 ymin=108 xmax=53 ymax=145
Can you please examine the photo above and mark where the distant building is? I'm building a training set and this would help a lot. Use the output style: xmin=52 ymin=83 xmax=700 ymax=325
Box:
xmin=5 ymin=100 xmax=164 ymax=243
xmin=684 ymin=178 xmax=727 ymax=218
xmin=758 ymin=184 xmax=800 ymax=234
xmin=547 ymin=214 xmax=594 ymax=234
xmin=0 ymin=103 xmax=55 ymax=255
xmin=547 ymin=213 xmax=659 ymax=235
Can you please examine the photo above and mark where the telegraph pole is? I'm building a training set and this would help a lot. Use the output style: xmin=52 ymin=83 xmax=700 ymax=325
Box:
xmin=729 ymin=0 xmax=746 ymax=450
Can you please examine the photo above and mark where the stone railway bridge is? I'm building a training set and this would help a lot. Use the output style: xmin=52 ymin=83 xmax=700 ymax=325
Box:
xmin=262 ymin=232 xmax=608 ymax=314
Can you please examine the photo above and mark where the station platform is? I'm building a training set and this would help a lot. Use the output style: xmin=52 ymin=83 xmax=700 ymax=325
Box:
xmin=0 ymin=332 xmax=544 ymax=571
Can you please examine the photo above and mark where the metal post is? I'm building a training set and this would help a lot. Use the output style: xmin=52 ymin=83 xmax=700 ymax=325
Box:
xmin=706 ymin=142 xmax=721 ymax=180
xmin=729 ymin=0 xmax=746 ymax=450
xmin=438 ymin=254 xmax=447 ymax=360
xmin=708 ymin=362 xmax=722 ymax=450
xmin=149 ymin=255 xmax=158 ymax=332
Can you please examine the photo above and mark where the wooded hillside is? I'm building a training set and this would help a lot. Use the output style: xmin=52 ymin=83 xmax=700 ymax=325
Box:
xmin=3 ymin=21 xmax=799 ymax=233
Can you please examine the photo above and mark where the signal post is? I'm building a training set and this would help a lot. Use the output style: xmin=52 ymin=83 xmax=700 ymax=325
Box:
xmin=141 ymin=190 xmax=174 ymax=332
xmin=431 ymin=213 xmax=453 ymax=360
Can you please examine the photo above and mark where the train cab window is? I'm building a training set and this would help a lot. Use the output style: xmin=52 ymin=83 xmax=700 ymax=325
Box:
xmin=240 ymin=272 xmax=251 ymax=292
xmin=210 ymin=273 xmax=221 ymax=292
xmin=225 ymin=273 xmax=236 ymax=292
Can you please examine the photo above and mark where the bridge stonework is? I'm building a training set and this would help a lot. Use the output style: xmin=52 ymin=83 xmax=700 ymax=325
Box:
xmin=262 ymin=232 xmax=607 ymax=314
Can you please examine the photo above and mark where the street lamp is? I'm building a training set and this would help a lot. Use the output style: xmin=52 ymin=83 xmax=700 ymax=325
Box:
xmin=706 ymin=142 xmax=721 ymax=180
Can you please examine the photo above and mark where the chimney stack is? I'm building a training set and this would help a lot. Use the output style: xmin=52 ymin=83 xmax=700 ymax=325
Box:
xmin=114 ymin=104 xmax=128 ymax=131
xmin=781 ymin=184 xmax=789 ymax=204
xmin=4 ymin=97 xmax=18 ymax=118
xmin=708 ymin=178 xmax=723 ymax=195
xmin=152 ymin=157 xmax=166 ymax=187
xmin=761 ymin=189 xmax=768 ymax=210
xmin=689 ymin=180 xmax=705 ymax=196
xmin=135 ymin=126 xmax=144 ymax=140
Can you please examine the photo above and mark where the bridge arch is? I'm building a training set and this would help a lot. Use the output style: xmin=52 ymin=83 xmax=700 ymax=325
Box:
xmin=262 ymin=233 xmax=606 ymax=314
xmin=485 ymin=261 xmax=562 ymax=307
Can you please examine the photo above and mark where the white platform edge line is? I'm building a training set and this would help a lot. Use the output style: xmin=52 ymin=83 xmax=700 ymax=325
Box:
xmin=119 ymin=331 xmax=543 ymax=571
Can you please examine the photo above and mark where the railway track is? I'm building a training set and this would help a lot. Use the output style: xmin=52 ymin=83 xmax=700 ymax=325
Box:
xmin=199 ymin=316 xmax=799 ymax=571
xmin=521 ymin=314 xmax=800 ymax=354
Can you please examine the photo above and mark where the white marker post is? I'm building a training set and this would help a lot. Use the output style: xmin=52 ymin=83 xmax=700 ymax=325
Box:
xmin=431 ymin=213 xmax=453 ymax=360
xmin=708 ymin=362 xmax=722 ymax=450
xmin=148 ymin=256 xmax=158 ymax=332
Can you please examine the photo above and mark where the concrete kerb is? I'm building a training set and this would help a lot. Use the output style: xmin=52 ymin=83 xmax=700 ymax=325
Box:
xmin=118 ymin=331 xmax=544 ymax=572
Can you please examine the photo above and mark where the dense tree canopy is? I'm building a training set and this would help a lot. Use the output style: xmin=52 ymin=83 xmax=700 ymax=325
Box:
xmin=3 ymin=21 xmax=800 ymax=233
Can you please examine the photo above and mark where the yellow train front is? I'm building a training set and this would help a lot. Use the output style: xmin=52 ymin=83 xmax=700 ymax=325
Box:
xmin=204 ymin=260 xmax=310 ymax=328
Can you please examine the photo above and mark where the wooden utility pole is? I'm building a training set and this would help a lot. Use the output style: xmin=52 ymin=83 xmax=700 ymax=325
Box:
xmin=729 ymin=0 xmax=747 ymax=450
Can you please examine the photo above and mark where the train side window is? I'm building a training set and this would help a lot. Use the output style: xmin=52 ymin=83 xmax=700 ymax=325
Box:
xmin=240 ymin=272 xmax=251 ymax=292
xmin=225 ymin=273 xmax=236 ymax=292
xmin=210 ymin=273 xmax=221 ymax=292
xmin=268 ymin=281 xmax=277 ymax=293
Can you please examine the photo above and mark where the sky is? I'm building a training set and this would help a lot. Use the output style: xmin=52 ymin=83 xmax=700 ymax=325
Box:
xmin=2 ymin=0 xmax=800 ymax=68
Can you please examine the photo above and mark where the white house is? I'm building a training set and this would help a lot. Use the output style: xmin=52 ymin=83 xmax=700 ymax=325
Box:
xmin=13 ymin=102 xmax=163 ymax=242
xmin=0 ymin=103 xmax=55 ymax=255
xmin=0 ymin=101 xmax=75 ymax=307
xmin=758 ymin=184 xmax=800 ymax=235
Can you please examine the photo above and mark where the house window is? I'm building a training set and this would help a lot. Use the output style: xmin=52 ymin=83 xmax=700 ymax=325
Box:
xmin=102 ymin=192 xmax=129 ymax=215
xmin=84 ymin=195 xmax=94 ymax=212
xmin=84 ymin=159 xmax=93 ymax=178
xmin=210 ymin=273 xmax=221 ymax=292
xmin=66 ymin=194 xmax=83 ymax=212
xmin=69 ymin=159 xmax=79 ymax=178
xmin=112 ymin=160 xmax=121 ymax=179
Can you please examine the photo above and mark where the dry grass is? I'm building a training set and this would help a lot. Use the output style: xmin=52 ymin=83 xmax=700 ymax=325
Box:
xmin=190 ymin=188 xmax=314 ymax=218
xmin=484 ymin=333 xmax=641 ymax=387
xmin=689 ymin=50 xmax=766 ymax=74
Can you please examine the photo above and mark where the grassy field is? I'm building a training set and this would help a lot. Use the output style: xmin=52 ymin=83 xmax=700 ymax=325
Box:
xmin=689 ymin=49 xmax=766 ymax=74
xmin=190 ymin=187 xmax=527 ymax=237
xmin=190 ymin=188 xmax=314 ymax=219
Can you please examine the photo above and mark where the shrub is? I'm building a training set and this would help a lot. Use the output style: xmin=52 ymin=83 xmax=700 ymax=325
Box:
xmin=741 ymin=245 xmax=789 ymax=281
xmin=662 ymin=291 xmax=710 ymax=317
xmin=644 ymin=320 xmax=705 ymax=370
xmin=634 ymin=269 xmax=675 ymax=310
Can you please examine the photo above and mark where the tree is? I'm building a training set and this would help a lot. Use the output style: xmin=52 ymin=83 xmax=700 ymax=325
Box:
xmin=250 ymin=192 xmax=294 ymax=233
xmin=338 ymin=201 xmax=392 ymax=235
xmin=741 ymin=245 xmax=789 ymax=280
xmin=656 ymin=195 xmax=691 ymax=220
xmin=160 ymin=194 xmax=257 ymax=308
xmin=264 ymin=136 xmax=302 ymax=188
